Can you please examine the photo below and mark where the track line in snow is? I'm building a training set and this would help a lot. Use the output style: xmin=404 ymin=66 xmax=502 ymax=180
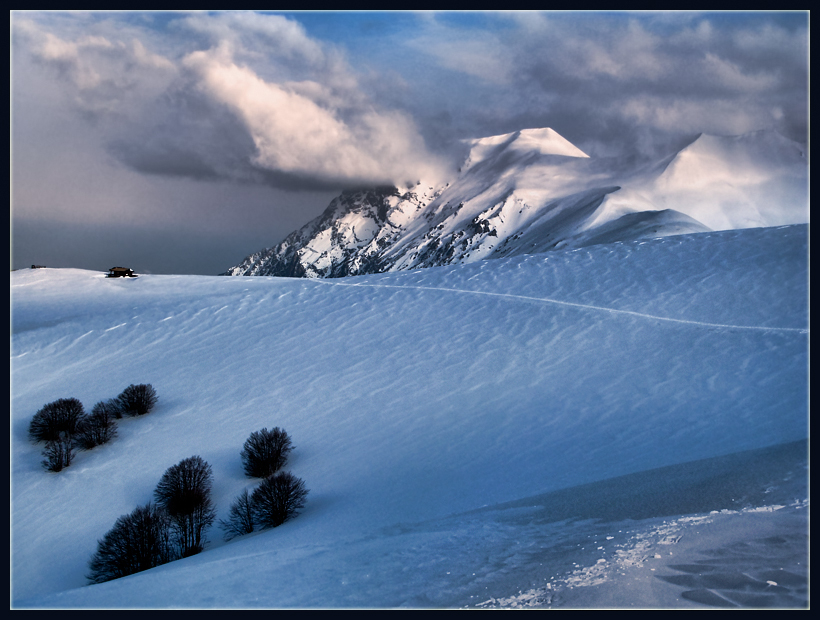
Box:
xmin=313 ymin=280 xmax=808 ymax=334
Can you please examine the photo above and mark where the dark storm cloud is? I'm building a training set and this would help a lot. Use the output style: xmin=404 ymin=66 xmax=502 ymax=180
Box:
xmin=106 ymin=85 xmax=260 ymax=183
xmin=13 ymin=13 xmax=449 ymax=192
xmin=397 ymin=12 xmax=808 ymax=159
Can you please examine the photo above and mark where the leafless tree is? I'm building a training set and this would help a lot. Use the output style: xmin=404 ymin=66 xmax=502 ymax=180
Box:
xmin=154 ymin=456 xmax=216 ymax=557
xmin=41 ymin=432 xmax=75 ymax=472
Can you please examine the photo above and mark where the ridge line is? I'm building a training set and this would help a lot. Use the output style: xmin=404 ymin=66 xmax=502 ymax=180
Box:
xmin=312 ymin=280 xmax=808 ymax=334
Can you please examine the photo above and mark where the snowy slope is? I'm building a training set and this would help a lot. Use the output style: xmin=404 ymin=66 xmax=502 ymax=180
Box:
xmin=11 ymin=225 xmax=809 ymax=608
xmin=224 ymin=128 xmax=807 ymax=278
xmin=600 ymin=130 xmax=809 ymax=232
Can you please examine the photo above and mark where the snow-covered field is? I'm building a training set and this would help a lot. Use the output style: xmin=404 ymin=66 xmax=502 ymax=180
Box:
xmin=10 ymin=225 xmax=809 ymax=608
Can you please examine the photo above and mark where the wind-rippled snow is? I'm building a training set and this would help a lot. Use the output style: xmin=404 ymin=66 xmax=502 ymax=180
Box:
xmin=11 ymin=225 xmax=808 ymax=608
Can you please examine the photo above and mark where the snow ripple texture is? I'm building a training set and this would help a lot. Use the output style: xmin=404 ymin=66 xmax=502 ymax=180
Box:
xmin=11 ymin=225 xmax=808 ymax=608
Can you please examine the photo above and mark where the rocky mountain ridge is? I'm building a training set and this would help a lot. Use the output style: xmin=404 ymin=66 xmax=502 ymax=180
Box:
xmin=224 ymin=127 xmax=807 ymax=278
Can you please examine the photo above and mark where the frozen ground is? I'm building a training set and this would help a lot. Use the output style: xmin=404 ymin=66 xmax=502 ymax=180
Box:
xmin=10 ymin=225 xmax=809 ymax=608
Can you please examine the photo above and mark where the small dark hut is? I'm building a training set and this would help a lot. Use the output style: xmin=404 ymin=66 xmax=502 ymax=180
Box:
xmin=107 ymin=267 xmax=137 ymax=278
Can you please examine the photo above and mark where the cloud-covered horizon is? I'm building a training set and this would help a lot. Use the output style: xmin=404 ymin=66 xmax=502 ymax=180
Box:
xmin=11 ymin=11 xmax=808 ymax=274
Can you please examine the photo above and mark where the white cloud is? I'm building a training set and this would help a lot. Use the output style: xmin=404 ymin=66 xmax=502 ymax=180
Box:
xmin=183 ymin=43 xmax=444 ymax=186
xmin=619 ymin=96 xmax=769 ymax=136
xmin=411 ymin=35 xmax=514 ymax=85
xmin=16 ymin=18 xmax=176 ymax=114
xmin=14 ymin=13 xmax=447 ymax=188
xmin=700 ymin=52 xmax=778 ymax=93
xmin=180 ymin=12 xmax=326 ymax=66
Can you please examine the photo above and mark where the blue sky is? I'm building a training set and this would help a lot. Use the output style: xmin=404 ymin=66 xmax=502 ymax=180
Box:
xmin=11 ymin=11 xmax=808 ymax=274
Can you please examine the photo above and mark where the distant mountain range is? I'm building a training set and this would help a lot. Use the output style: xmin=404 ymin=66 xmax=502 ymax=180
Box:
xmin=224 ymin=127 xmax=807 ymax=278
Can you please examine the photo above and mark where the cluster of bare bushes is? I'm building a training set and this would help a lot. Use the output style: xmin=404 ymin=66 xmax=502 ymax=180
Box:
xmin=221 ymin=427 xmax=308 ymax=540
xmin=84 ymin=426 xmax=307 ymax=585
xmin=28 ymin=384 xmax=157 ymax=472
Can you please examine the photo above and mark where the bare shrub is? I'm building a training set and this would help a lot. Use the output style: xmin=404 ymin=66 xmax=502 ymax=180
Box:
xmin=98 ymin=397 xmax=124 ymax=420
xmin=220 ymin=489 xmax=256 ymax=541
xmin=29 ymin=398 xmax=85 ymax=443
xmin=251 ymin=471 xmax=308 ymax=529
xmin=241 ymin=427 xmax=293 ymax=479
xmin=75 ymin=401 xmax=119 ymax=449
xmin=116 ymin=384 xmax=158 ymax=417
xmin=87 ymin=503 xmax=175 ymax=584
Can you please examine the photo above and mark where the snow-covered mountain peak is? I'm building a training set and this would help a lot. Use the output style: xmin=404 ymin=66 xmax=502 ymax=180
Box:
xmin=647 ymin=128 xmax=808 ymax=230
xmin=677 ymin=128 xmax=807 ymax=168
xmin=507 ymin=127 xmax=590 ymax=158
xmin=224 ymin=127 xmax=807 ymax=279
xmin=463 ymin=127 xmax=589 ymax=172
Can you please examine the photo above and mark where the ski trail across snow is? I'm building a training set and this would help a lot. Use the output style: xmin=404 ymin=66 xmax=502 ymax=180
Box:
xmin=314 ymin=280 xmax=808 ymax=335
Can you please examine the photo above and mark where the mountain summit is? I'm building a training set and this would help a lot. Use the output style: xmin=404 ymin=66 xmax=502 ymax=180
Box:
xmin=224 ymin=128 xmax=807 ymax=278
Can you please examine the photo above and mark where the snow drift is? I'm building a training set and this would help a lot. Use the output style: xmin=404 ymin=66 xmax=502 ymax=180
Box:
xmin=11 ymin=224 xmax=809 ymax=608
